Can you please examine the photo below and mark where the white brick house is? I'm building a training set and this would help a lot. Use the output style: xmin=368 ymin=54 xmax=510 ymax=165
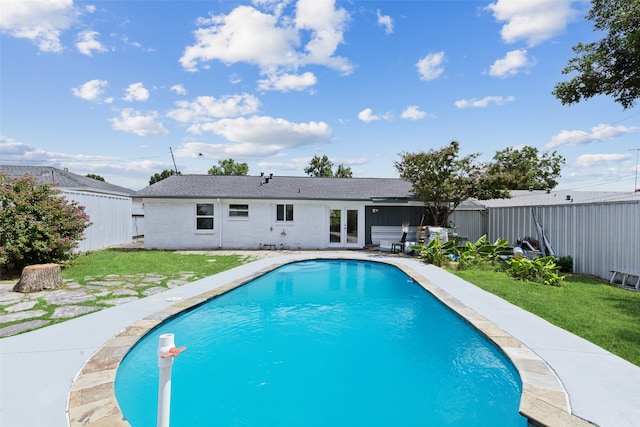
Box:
xmin=135 ymin=174 xmax=425 ymax=250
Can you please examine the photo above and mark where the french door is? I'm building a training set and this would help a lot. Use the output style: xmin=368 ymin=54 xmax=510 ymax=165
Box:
xmin=329 ymin=207 xmax=361 ymax=248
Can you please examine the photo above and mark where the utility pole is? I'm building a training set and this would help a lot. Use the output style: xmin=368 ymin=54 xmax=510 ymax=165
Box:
xmin=169 ymin=147 xmax=178 ymax=174
xmin=631 ymin=148 xmax=640 ymax=192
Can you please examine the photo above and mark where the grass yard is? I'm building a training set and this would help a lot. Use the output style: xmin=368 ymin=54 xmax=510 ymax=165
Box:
xmin=451 ymin=268 xmax=640 ymax=367
xmin=61 ymin=248 xmax=254 ymax=283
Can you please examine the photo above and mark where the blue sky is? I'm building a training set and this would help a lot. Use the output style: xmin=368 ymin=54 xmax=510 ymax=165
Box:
xmin=1 ymin=0 xmax=639 ymax=191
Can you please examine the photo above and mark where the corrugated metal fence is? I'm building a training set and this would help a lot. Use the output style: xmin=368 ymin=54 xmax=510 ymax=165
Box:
xmin=455 ymin=200 xmax=640 ymax=281
xmin=63 ymin=190 xmax=132 ymax=252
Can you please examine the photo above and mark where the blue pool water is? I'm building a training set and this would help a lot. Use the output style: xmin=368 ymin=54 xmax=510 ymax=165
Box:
xmin=116 ymin=259 xmax=527 ymax=426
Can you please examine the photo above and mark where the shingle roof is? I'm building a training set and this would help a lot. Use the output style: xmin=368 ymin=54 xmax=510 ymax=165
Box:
xmin=135 ymin=174 xmax=419 ymax=202
xmin=0 ymin=165 xmax=134 ymax=197
xmin=475 ymin=189 xmax=640 ymax=207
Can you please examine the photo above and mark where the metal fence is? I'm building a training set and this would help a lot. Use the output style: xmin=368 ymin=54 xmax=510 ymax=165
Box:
xmin=62 ymin=190 xmax=132 ymax=252
xmin=480 ymin=201 xmax=639 ymax=281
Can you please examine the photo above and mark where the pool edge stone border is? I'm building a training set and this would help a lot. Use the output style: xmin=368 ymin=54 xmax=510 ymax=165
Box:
xmin=67 ymin=256 xmax=595 ymax=427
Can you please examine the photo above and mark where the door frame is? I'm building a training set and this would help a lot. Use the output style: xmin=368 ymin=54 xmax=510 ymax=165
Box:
xmin=328 ymin=206 xmax=364 ymax=248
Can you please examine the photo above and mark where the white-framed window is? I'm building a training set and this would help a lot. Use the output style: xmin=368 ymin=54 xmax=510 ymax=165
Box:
xmin=229 ymin=204 xmax=249 ymax=217
xmin=196 ymin=203 xmax=214 ymax=230
xmin=276 ymin=204 xmax=294 ymax=222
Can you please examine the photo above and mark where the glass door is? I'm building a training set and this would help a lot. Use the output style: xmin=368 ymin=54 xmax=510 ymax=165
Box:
xmin=329 ymin=207 xmax=361 ymax=248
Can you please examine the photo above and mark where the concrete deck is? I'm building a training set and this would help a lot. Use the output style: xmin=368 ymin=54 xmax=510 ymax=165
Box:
xmin=1 ymin=252 xmax=639 ymax=426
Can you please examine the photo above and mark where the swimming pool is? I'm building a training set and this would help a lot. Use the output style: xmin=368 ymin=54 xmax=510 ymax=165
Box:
xmin=115 ymin=259 xmax=527 ymax=426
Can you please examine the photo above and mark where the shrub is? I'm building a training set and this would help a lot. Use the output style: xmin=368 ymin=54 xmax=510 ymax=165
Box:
xmin=505 ymin=256 xmax=565 ymax=287
xmin=414 ymin=234 xmax=456 ymax=267
xmin=557 ymin=255 xmax=573 ymax=273
xmin=0 ymin=173 xmax=91 ymax=272
xmin=455 ymin=235 xmax=511 ymax=270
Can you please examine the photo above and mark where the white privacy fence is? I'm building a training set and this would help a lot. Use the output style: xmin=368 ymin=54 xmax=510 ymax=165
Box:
xmin=62 ymin=190 xmax=132 ymax=252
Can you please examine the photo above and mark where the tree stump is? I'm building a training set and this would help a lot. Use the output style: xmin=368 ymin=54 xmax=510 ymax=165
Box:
xmin=13 ymin=263 xmax=64 ymax=293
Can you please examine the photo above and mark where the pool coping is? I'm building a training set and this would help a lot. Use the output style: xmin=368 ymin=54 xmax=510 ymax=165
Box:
xmin=66 ymin=255 xmax=595 ymax=427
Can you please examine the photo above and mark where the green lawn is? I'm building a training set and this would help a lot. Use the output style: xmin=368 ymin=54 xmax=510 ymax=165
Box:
xmin=61 ymin=248 xmax=253 ymax=283
xmin=451 ymin=268 xmax=640 ymax=367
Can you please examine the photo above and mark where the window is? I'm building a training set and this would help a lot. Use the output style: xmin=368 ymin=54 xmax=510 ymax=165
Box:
xmin=196 ymin=203 xmax=214 ymax=230
xmin=277 ymin=204 xmax=294 ymax=222
xmin=229 ymin=204 xmax=249 ymax=217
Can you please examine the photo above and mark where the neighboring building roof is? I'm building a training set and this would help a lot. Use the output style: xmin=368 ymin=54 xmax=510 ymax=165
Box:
xmin=474 ymin=189 xmax=640 ymax=208
xmin=0 ymin=165 xmax=134 ymax=197
xmin=135 ymin=174 xmax=420 ymax=202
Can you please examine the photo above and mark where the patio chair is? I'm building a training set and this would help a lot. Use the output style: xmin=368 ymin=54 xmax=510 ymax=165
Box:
xmin=391 ymin=231 xmax=408 ymax=254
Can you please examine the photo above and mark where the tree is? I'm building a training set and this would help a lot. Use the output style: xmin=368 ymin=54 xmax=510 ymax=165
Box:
xmin=208 ymin=159 xmax=249 ymax=176
xmin=149 ymin=169 xmax=179 ymax=185
xmin=304 ymin=155 xmax=334 ymax=177
xmin=394 ymin=141 xmax=510 ymax=227
xmin=486 ymin=146 xmax=565 ymax=190
xmin=0 ymin=173 xmax=91 ymax=273
xmin=86 ymin=174 xmax=105 ymax=182
xmin=334 ymin=164 xmax=353 ymax=178
xmin=553 ymin=0 xmax=640 ymax=109
xmin=304 ymin=156 xmax=353 ymax=178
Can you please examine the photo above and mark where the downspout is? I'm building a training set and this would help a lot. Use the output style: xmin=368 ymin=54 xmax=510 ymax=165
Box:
xmin=217 ymin=198 xmax=222 ymax=248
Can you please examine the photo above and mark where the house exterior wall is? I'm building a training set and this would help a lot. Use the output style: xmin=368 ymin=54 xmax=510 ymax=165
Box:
xmin=62 ymin=190 xmax=132 ymax=252
xmin=486 ymin=201 xmax=640 ymax=281
xmin=132 ymin=198 xmax=144 ymax=239
xmin=143 ymin=198 xmax=357 ymax=250
xmin=364 ymin=205 xmax=425 ymax=245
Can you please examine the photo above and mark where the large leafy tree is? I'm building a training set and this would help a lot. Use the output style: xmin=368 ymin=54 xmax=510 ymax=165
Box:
xmin=394 ymin=141 xmax=510 ymax=226
xmin=0 ymin=173 xmax=91 ymax=272
xmin=334 ymin=164 xmax=353 ymax=178
xmin=86 ymin=174 xmax=105 ymax=182
xmin=208 ymin=158 xmax=249 ymax=176
xmin=304 ymin=155 xmax=334 ymax=177
xmin=304 ymin=155 xmax=353 ymax=178
xmin=486 ymin=146 xmax=565 ymax=190
xmin=553 ymin=0 xmax=640 ymax=109
xmin=149 ymin=169 xmax=179 ymax=185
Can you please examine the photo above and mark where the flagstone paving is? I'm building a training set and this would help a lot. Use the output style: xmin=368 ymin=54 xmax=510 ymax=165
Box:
xmin=0 ymin=273 xmax=194 ymax=338
xmin=0 ymin=249 xmax=285 ymax=338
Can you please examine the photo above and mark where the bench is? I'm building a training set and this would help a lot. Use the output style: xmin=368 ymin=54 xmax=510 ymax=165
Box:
xmin=609 ymin=270 xmax=640 ymax=291
xmin=262 ymin=244 xmax=277 ymax=250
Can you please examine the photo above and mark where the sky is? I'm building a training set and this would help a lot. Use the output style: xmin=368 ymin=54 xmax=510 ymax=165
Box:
xmin=1 ymin=0 xmax=639 ymax=192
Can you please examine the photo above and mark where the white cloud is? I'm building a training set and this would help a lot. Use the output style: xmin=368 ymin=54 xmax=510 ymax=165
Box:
xmin=416 ymin=51 xmax=445 ymax=81
xmin=180 ymin=6 xmax=294 ymax=72
xmin=489 ymin=49 xmax=534 ymax=78
xmin=487 ymin=0 xmax=578 ymax=46
xmin=357 ymin=108 xmax=393 ymax=123
xmin=574 ymin=153 xmax=632 ymax=168
xmin=377 ymin=9 xmax=393 ymax=35
xmin=257 ymin=71 xmax=317 ymax=91
xmin=401 ymin=105 xmax=429 ymax=120
xmin=174 ymin=116 xmax=331 ymax=157
xmin=0 ymin=135 xmax=32 ymax=155
xmin=454 ymin=95 xmax=515 ymax=108
xmin=358 ymin=108 xmax=378 ymax=123
xmin=170 ymin=84 xmax=187 ymax=95
xmin=76 ymin=30 xmax=107 ymax=56
xmin=167 ymin=94 xmax=260 ymax=124
xmin=123 ymin=82 xmax=150 ymax=102
xmin=546 ymin=124 xmax=640 ymax=149
xmin=71 ymin=79 xmax=109 ymax=102
xmin=179 ymin=2 xmax=352 ymax=85
xmin=110 ymin=109 xmax=168 ymax=136
xmin=0 ymin=0 xmax=79 ymax=52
